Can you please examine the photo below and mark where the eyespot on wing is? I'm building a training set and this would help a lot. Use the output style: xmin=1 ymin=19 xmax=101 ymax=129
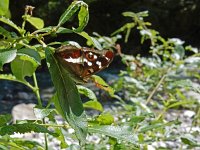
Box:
xmin=105 ymin=50 xmax=114 ymax=60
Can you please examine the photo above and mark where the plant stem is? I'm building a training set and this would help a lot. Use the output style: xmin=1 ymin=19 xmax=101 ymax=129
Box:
xmin=33 ymin=73 xmax=42 ymax=107
xmin=33 ymin=73 xmax=48 ymax=150
xmin=146 ymin=68 xmax=171 ymax=105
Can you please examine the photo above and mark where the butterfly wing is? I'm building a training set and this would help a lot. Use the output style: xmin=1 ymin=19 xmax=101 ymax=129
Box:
xmin=55 ymin=46 xmax=114 ymax=83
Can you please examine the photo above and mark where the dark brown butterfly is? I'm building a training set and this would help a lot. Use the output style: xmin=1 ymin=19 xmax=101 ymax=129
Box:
xmin=54 ymin=45 xmax=114 ymax=83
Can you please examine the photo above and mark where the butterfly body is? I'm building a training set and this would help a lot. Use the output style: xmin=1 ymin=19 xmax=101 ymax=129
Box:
xmin=55 ymin=45 xmax=114 ymax=83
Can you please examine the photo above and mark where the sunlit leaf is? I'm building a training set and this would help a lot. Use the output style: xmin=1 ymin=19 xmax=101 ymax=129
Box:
xmin=0 ymin=0 xmax=11 ymax=18
xmin=91 ymin=75 xmax=115 ymax=96
xmin=11 ymin=49 xmax=40 ymax=82
xmin=96 ymin=113 xmax=114 ymax=125
xmin=88 ymin=125 xmax=138 ymax=144
xmin=77 ymin=85 xmax=97 ymax=101
xmin=0 ymin=49 xmax=17 ymax=70
xmin=26 ymin=15 xmax=44 ymax=29
xmin=83 ymin=100 xmax=103 ymax=112
xmin=75 ymin=3 xmax=89 ymax=32
xmin=57 ymin=1 xmax=87 ymax=28
xmin=0 ymin=17 xmax=23 ymax=34
xmin=77 ymin=31 xmax=103 ymax=50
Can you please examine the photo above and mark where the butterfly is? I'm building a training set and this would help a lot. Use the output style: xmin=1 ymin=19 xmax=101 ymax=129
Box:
xmin=54 ymin=45 xmax=114 ymax=83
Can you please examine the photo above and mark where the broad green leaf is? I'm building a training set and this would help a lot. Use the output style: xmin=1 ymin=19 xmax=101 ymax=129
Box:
xmin=91 ymin=75 xmax=115 ymax=96
xmin=0 ymin=114 xmax=12 ymax=126
xmin=77 ymin=85 xmax=97 ymax=101
xmin=77 ymin=31 xmax=103 ymax=50
xmin=0 ymin=0 xmax=11 ymax=18
xmin=17 ymin=48 xmax=41 ymax=65
xmin=0 ymin=49 xmax=17 ymax=70
xmin=11 ymin=54 xmax=38 ymax=81
xmin=96 ymin=113 xmax=114 ymax=125
xmin=57 ymin=1 xmax=86 ymax=27
xmin=88 ymin=125 xmax=138 ymax=144
xmin=26 ymin=15 xmax=44 ymax=29
xmin=45 ymin=47 xmax=87 ymax=144
xmin=0 ymin=123 xmax=58 ymax=137
xmin=0 ymin=17 xmax=23 ymax=34
xmin=83 ymin=100 xmax=103 ymax=112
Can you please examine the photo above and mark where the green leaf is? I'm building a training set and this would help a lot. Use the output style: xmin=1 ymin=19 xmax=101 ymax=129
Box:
xmin=56 ymin=27 xmax=73 ymax=34
xmin=122 ymin=11 xmax=136 ymax=17
xmin=45 ymin=47 xmax=87 ymax=144
xmin=181 ymin=136 xmax=200 ymax=147
xmin=77 ymin=85 xmax=97 ymax=101
xmin=0 ymin=26 xmax=11 ymax=38
xmin=138 ymin=120 xmax=180 ymax=133
xmin=17 ymin=48 xmax=41 ymax=65
xmin=33 ymin=108 xmax=54 ymax=120
xmin=74 ymin=3 xmax=89 ymax=32
xmin=10 ymin=139 xmax=43 ymax=150
xmin=91 ymin=75 xmax=115 ymax=96
xmin=33 ymin=26 xmax=73 ymax=34
xmin=57 ymin=1 xmax=87 ymax=27
xmin=173 ymin=45 xmax=185 ymax=60
xmin=0 ymin=123 xmax=58 ymax=137
xmin=88 ymin=125 xmax=138 ymax=144
xmin=83 ymin=100 xmax=103 ymax=112
xmin=26 ymin=15 xmax=44 ymax=29
xmin=96 ymin=113 xmax=114 ymax=125
xmin=167 ymin=100 xmax=194 ymax=109
xmin=0 ymin=0 xmax=11 ymax=18
xmin=0 ymin=74 xmax=34 ymax=90
xmin=55 ymin=128 xmax=68 ymax=149
xmin=0 ymin=114 xmax=12 ymax=126
xmin=11 ymin=53 xmax=39 ymax=81
xmin=0 ymin=17 xmax=23 ymax=34
xmin=77 ymin=31 xmax=103 ymax=50
xmin=0 ymin=49 xmax=17 ymax=70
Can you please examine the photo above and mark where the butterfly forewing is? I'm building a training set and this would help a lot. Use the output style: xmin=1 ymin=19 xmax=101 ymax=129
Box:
xmin=55 ymin=46 xmax=114 ymax=83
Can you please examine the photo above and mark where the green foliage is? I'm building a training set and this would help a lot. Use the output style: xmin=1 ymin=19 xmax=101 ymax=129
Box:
xmin=45 ymin=47 xmax=87 ymax=144
xmin=0 ymin=0 xmax=10 ymax=18
xmin=0 ymin=0 xmax=199 ymax=149
xmin=0 ymin=123 xmax=58 ymax=137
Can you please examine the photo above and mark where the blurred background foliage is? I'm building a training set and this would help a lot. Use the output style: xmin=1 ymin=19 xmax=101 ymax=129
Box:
xmin=8 ymin=0 xmax=200 ymax=55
